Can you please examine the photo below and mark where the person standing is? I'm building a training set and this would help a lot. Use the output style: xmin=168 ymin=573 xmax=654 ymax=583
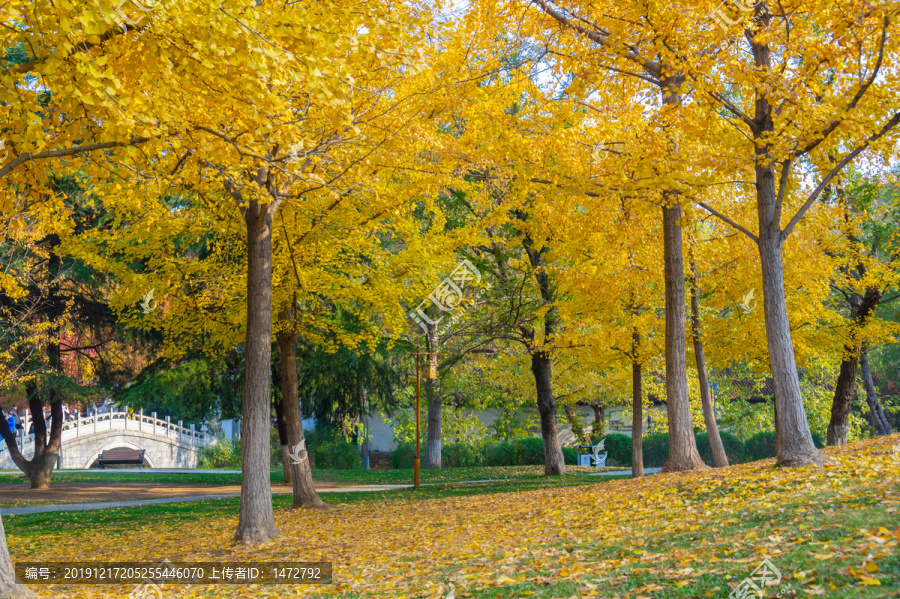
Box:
xmin=6 ymin=407 xmax=20 ymax=449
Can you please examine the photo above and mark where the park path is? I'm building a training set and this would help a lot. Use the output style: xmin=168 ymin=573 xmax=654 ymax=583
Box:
xmin=591 ymin=467 xmax=661 ymax=476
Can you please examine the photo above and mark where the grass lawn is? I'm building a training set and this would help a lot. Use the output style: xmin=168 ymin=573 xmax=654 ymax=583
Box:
xmin=4 ymin=435 xmax=899 ymax=598
xmin=0 ymin=464 xmax=620 ymax=490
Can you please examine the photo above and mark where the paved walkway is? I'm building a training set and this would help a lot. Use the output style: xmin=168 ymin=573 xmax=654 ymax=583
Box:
xmin=0 ymin=469 xmax=242 ymax=474
xmin=591 ymin=467 xmax=661 ymax=476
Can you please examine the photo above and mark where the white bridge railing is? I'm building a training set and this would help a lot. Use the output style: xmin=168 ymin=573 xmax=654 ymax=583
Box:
xmin=1 ymin=408 xmax=213 ymax=461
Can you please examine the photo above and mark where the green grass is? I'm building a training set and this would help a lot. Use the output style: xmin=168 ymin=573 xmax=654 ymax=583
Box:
xmin=310 ymin=465 xmax=619 ymax=485
xmin=0 ymin=465 xmax=620 ymax=489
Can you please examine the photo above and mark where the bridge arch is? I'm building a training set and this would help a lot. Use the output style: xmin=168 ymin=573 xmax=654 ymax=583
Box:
xmin=0 ymin=410 xmax=215 ymax=470
xmin=83 ymin=440 xmax=158 ymax=469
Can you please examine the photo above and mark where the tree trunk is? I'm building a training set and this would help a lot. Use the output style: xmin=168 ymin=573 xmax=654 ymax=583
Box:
xmin=0 ymin=387 xmax=63 ymax=490
xmin=6 ymin=237 xmax=66 ymax=490
xmin=689 ymin=259 xmax=728 ymax=467
xmin=827 ymin=351 xmax=858 ymax=446
xmin=424 ymin=323 xmax=442 ymax=468
xmin=276 ymin=308 xmax=326 ymax=509
xmin=660 ymin=202 xmax=706 ymax=472
xmin=0 ymin=516 xmax=34 ymax=599
xmin=590 ymin=404 xmax=605 ymax=439
xmin=658 ymin=77 xmax=706 ymax=473
xmin=828 ymin=289 xmax=881 ymax=445
xmin=530 ymin=353 xmax=566 ymax=475
xmin=744 ymin=26 xmax=827 ymax=467
xmin=757 ymin=223 xmax=826 ymax=466
xmin=631 ymin=331 xmax=644 ymax=478
xmin=273 ymin=391 xmax=292 ymax=485
xmin=860 ymin=346 xmax=893 ymax=436
xmin=563 ymin=404 xmax=590 ymax=445
xmin=234 ymin=200 xmax=280 ymax=544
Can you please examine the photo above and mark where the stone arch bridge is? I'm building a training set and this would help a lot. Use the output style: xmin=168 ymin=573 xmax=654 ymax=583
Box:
xmin=0 ymin=410 xmax=215 ymax=470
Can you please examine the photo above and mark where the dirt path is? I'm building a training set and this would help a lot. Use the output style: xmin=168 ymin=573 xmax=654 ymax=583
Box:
xmin=0 ymin=480 xmax=345 ymax=505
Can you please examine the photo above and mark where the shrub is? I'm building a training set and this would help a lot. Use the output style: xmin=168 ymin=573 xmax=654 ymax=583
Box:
xmin=641 ymin=432 xmax=669 ymax=467
xmin=312 ymin=441 xmax=361 ymax=470
xmin=744 ymin=431 xmax=776 ymax=461
xmin=198 ymin=437 xmax=242 ymax=469
xmin=482 ymin=441 xmax=518 ymax=466
xmin=562 ymin=446 xmax=578 ymax=465
xmin=513 ymin=437 xmax=545 ymax=465
xmin=271 ymin=427 xmax=284 ymax=469
xmin=598 ymin=433 xmax=632 ymax=467
xmin=390 ymin=441 xmax=416 ymax=469
xmin=811 ymin=431 xmax=825 ymax=448
xmin=303 ymin=424 xmax=339 ymax=448
xmin=695 ymin=431 xmax=745 ymax=465
xmin=442 ymin=443 xmax=482 ymax=467
xmin=743 ymin=429 xmax=825 ymax=463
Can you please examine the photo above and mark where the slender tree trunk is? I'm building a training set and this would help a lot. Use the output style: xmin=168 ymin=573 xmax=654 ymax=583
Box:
xmin=276 ymin=308 xmax=326 ymax=509
xmin=660 ymin=202 xmax=706 ymax=472
xmin=827 ymin=351 xmax=859 ymax=446
xmin=659 ymin=77 xmax=706 ymax=473
xmin=632 ymin=331 xmax=644 ymax=478
xmin=234 ymin=200 xmax=280 ymax=544
xmin=0 ymin=516 xmax=34 ymax=598
xmin=530 ymin=353 xmax=566 ymax=475
xmin=564 ymin=404 xmax=590 ymax=445
xmin=689 ymin=259 xmax=728 ymax=467
xmin=828 ymin=289 xmax=881 ymax=445
xmin=273 ymin=391 xmax=291 ymax=485
xmin=860 ymin=346 xmax=893 ymax=436
xmin=424 ymin=323 xmax=442 ymax=468
xmin=590 ymin=404 xmax=605 ymax=439
xmin=519 ymin=228 xmax=566 ymax=475
xmin=424 ymin=385 xmax=442 ymax=468
xmin=757 ymin=223 xmax=826 ymax=466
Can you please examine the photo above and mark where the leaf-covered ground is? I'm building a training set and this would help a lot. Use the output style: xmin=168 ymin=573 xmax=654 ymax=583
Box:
xmin=8 ymin=436 xmax=900 ymax=598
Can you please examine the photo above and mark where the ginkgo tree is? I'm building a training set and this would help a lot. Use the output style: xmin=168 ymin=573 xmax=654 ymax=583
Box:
xmin=459 ymin=0 xmax=710 ymax=471
xmin=461 ymin=0 xmax=900 ymax=468
xmin=2 ymin=0 xmax=446 ymax=545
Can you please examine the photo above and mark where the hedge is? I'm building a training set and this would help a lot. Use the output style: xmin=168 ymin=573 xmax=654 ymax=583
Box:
xmin=442 ymin=443 xmax=482 ymax=467
xmin=695 ymin=431 xmax=745 ymax=465
xmin=313 ymin=440 xmax=362 ymax=470
xmin=598 ymin=433 xmax=632 ymax=467
xmin=744 ymin=430 xmax=824 ymax=461
xmin=390 ymin=441 xmax=416 ymax=469
xmin=386 ymin=429 xmax=828 ymax=470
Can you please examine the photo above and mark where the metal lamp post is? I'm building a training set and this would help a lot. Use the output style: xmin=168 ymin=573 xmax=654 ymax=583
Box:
xmin=415 ymin=346 xmax=421 ymax=488
xmin=362 ymin=387 xmax=370 ymax=471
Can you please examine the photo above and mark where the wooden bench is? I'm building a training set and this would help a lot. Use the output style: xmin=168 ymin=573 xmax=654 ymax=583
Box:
xmin=97 ymin=449 xmax=145 ymax=469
